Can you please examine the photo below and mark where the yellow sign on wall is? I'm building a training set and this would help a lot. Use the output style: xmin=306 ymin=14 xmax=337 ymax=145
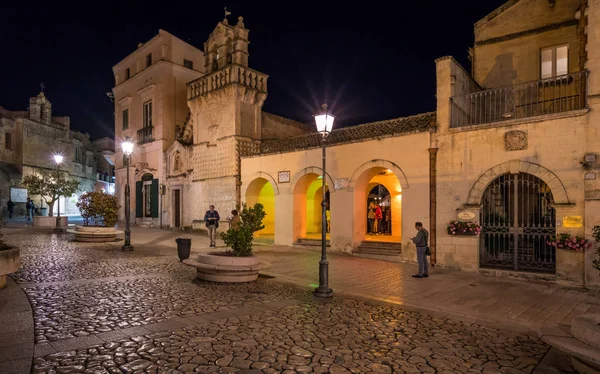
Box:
xmin=563 ymin=216 xmax=583 ymax=228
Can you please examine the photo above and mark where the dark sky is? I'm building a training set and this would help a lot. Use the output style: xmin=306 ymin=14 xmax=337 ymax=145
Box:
xmin=0 ymin=1 xmax=506 ymax=140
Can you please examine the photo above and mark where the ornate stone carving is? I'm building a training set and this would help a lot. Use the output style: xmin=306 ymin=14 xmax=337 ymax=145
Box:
xmin=505 ymin=130 xmax=527 ymax=151
xmin=173 ymin=151 xmax=181 ymax=173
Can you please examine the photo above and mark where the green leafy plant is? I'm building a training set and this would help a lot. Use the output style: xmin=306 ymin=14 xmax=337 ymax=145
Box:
xmin=76 ymin=191 xmax=120 ymax=227
xmin=220 ymin=203 xmax=266 ymax=257
xmin=593 ymin=225 xmax=600 ymax=272
xmin=22 ymin=169 xmax=80 ymax=217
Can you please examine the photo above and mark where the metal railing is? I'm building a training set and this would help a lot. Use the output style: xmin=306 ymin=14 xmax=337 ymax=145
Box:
xmin=137 ymin=126 xmax=154 ymax=144
xmin=450 ymin=71 xmax=588 ymax=128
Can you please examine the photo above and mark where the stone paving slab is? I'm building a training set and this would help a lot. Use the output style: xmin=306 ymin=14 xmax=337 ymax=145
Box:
xmin=0 ymin=276 xmax=33 ymax=374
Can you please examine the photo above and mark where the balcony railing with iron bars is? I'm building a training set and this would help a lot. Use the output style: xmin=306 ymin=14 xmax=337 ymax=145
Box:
xmin=187 ymin=64 xmax=268 ymax=100
xmin=137 ymin=126 xmax=154 ymax=145
xmin=450 ymin=71 xmax=588 ymax=128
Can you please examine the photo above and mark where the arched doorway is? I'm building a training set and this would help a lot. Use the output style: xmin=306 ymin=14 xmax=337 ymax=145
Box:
xmin=293 ymin=173 xmax=329 ymax=241
xmin=367 ymin=184 xmax=391 ymax=237
xmin=245 ymin=177 xmax=276 ymax=241
xmin=353 ymin=167 xmax=402 ymax=243
xmin=479 ymin=173 xmax=556 ymax=273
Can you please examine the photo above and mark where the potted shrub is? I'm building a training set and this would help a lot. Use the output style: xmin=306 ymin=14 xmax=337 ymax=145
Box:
xmin=22 ymin=169 xmax=80 ymax=228
xmin=183 ymin=203 xmax=271 ymax=282
xmin=0 ymin=217 xmax=19 ymax=290
xmin=68 ymin=191 xmax=121 ymax=242
xmin=549 ymin=232 xmax=590 ymax=284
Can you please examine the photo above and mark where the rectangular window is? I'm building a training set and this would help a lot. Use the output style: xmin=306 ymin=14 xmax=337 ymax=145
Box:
xmin=5 ymin=132 xmax=11 ymax=151
xmin=146 ymin=53 xmax=152 ymax=68
xmin=125 ymin=68 xmax=131 ymax=80
xmin=183 ymin=59 xmax=194 ymax=69
xmin=143 ymin=100 xmax=152 ymax=128
xmin=541 ymin=45 xmax=569 ymax=79
xmin=122 ymin=109 xmax=129 ymax=130
xmin=74 ymin=146 xmax=83 ymax=164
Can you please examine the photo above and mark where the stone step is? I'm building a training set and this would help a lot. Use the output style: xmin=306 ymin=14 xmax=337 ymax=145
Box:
xmin=294 ymin=238 xmax=330 ymax=247
xmin=353 ymin=241 xmax=402 ymax=256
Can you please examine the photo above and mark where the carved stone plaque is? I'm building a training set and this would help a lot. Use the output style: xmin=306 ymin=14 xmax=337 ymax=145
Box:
xmin=334 ymin=178 xmax=349 ymax=190
xmin=505 ymin=130 xmax=527 ymax=151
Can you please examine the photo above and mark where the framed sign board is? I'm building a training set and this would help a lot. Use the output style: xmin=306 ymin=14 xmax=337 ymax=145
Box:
xmin=10 ymin=187 xmax=28 ymax=203
xmin=278 ymin=171 xmax=290 ymax=183
xmin=563 ymin=216 xmax=583 ymax=228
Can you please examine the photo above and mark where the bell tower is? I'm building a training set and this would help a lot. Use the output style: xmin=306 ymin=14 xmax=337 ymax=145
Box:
xmin=186 ymin=14 xmax=268 ymax=212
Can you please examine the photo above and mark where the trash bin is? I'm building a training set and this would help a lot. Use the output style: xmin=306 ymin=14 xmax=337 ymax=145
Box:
xmin=176 ymin=238 xmax=191 ymax=262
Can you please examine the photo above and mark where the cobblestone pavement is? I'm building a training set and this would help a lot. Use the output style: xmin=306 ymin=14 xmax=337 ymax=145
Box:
xmin=0 ymin=228 xmax=566 ymax=373
xmin=33 ymin=299 xmax=548 ymax=374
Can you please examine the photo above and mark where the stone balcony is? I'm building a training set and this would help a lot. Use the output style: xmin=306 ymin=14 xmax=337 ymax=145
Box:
xmin=187 ymin=64 xmax=268 ymax=100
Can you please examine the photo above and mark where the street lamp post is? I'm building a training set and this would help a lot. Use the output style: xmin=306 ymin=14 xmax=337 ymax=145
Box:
xmin=313 ymin=104 xmax=335 ymax=298
xmin=122 ymin=137 xmax=134 ymax=251
xmin=53 ymin=154 xmax=63 ymax=232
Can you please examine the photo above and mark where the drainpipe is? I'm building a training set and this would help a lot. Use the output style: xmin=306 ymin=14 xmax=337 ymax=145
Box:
xmin=428 ymin=146 xmax=438 ymax=267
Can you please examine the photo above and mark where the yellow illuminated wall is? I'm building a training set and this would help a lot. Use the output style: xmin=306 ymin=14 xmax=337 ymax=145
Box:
xmin=245 ymin=178 xmax=275 ymax=236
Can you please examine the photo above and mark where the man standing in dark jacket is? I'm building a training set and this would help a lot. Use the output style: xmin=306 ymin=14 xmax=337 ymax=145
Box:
xmin=410 ymin=222 xmax=429 ymax=278
xmin=204 ymin=205 xmax=220 ymax=248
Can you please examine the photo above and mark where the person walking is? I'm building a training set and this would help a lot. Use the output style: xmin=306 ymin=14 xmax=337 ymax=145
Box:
xmin=6 ymin=199 xmax=15 ymax=219
xmin=385 ymin=207 xmax=392 ymax=234
xmin=204 ymin=205 xmax=220 ymax=248
xmin=410 ymin=222 xmax=429 ymax=278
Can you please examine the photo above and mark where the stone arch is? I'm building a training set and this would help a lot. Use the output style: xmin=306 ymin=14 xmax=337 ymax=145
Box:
xmin=290 ymin=167 xmax=336 ymax=193
xmin=348 ymin=159 xmax=409 ymax=190
xmin=467 ymin=160 xmax=570 ymax=205
xmin=241 ymin=172 xmax=279 ymax=198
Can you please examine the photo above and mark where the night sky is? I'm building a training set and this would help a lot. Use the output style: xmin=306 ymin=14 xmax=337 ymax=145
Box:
xmin=0 ymin=1 xmax=507 ymax=140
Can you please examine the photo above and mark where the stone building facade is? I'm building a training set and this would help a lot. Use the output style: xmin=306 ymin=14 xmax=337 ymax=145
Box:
xmin=112 ymin=29 xmax=205 ymax=227
xmin=0 ymin=92 xmax=97 ymax=216
xmin=114 ymin=0 xmax=600 ymax=288
xmin=93 ymin=137 xmax=115 ymax=195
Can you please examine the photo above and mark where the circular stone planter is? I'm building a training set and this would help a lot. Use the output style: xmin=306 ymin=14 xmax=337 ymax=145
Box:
xmin=183 ymin=253 xmax=271 ymax=283
xmin=542 ymin=314 xmax=600 ymax=374
xmin=66 ymin=226 xmax=124 ymax=242
xmin=0 ymin=248 xmax=20 ymax=289
xmin=33 ymin=216 xmax=68 ymax=228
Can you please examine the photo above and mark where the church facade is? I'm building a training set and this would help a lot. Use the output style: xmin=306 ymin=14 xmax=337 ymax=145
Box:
xmin=115 ymin=0 xmax=600 ymax=288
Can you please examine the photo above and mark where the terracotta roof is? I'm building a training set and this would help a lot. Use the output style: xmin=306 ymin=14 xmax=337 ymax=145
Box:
xmin=258 ymin=112 xmax=436 ymax=155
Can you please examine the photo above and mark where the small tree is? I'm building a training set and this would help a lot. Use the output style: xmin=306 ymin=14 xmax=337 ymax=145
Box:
xmin=76 ymin=191 xmax=120 ymax=227
xmin=22 ymin=170 xmax=80 ymax=217
xmin=593 ymin=225 xmax=600 ymax=273
xmin=221 ymin=203 xmax=266 ymax=257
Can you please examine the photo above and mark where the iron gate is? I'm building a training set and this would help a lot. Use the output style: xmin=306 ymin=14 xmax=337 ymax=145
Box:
xmin=479 ymin=173 xmax=556 ymax=273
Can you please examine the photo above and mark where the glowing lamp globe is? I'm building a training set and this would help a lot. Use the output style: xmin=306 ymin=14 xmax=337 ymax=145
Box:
xmin=314 ymin=104 xmax=335 ymax=136
xmin=122 ymin=137 xmax=134 ymax=156
xmin=53 ymin=154 xmax=64 ymax=164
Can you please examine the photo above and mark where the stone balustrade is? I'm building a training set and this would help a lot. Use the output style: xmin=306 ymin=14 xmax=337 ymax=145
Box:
xmin=187 ymin=64 xmax=268 ymax=100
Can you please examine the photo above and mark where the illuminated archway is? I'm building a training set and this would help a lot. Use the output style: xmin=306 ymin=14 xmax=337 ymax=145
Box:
xmin=245 ymin=177 xmax=276 ymax=238
xmin=293 ymin=172 xmax=329 ymax=241
xmin=353 ymin=166 xmax=402 ymax=242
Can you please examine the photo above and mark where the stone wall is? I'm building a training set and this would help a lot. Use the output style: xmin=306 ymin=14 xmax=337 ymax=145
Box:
xmin=473 ymin=0 xmax=581 ymax=87
xmin=261 ymin=112 xmax=313 ymax=140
